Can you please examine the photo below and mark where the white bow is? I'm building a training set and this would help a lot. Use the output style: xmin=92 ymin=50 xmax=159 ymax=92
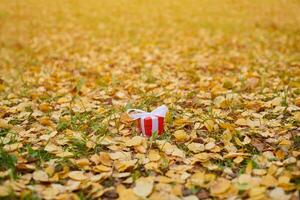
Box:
xmin=127 ymin=105 xmax=168 ymax=120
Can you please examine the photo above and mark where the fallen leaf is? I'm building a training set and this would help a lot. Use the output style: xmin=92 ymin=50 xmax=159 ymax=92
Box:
xmin=205 ymin=142 xmax=216 ymax=150
xmin=173 ymin=130 xmax=190 ymax=142
xmin=261 ymin=174 xmax=277 ymax=187
xmin=115 ymin=159 xmax=137 ymax=172
xmin=39 ymin=103 xmax=52 ymax=112
xmin=76 ymin=158 xmax=90 ymax=167
xmin=117 ymin=185 xmax=139 ymax=200
xmin=3 ymin=143 xmax=23 ymax=152
xmin=68 ymin=171 xmax=87 ymax=181
xmin=33 ymin=170 xmax=49 ymax=182
xmin=133 ymin=177 xmax=154 ymax=197
xmin=249 ymin=187 xmax=266 ymax=197
xmin=0 ymin=119 xmax=12 ymax=129
xmin=0 ymin=185 xmax=11 ymax=197
xmin=193 ymin=153 xmax=210 ymax=162
xmin=125 ymin=136 xmax=143 ymax=147
xmin=99 ymin=152 xmax=113 ymax=166
xmin=210 ymin=178 xmax=231 ymax=195
xmin=148 ymin=150 xmax=161 ymax=161
xmin=269 ymin=188 xmax=291 ymax=200
xmin=187 ymin=142 xmax=205 ymax=153
xmin=45 ymin=142 xmax=62 ymax=153
xmin=39 ymin=116 xmax=52 ymax=126
xmin=189 ymin=172 xmax=205 ymax=186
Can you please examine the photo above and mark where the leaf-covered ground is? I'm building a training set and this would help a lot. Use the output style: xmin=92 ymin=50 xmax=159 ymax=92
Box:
xmin=0 ymin=0 xmax=300 ymax=199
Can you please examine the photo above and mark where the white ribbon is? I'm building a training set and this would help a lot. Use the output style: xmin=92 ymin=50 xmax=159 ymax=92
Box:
xmin=127 ymin=105 xmax=168 ymax=120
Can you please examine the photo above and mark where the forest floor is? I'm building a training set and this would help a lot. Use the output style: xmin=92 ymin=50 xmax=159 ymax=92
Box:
xmin=0 ymin=0 xmax=300 ymax=199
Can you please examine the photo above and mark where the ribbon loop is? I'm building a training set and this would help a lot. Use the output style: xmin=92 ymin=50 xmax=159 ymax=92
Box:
xmin=127 ymin=105 xmax=168 ymax=120
xmin=150 ymin=105 xmax=168 ymax=117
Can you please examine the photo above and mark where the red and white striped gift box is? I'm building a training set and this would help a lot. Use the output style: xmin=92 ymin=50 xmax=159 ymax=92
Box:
xmin=127 ymin=105 xmax=168 ymax=137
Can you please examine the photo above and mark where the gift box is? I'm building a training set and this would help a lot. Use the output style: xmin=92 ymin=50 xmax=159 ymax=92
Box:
xmin=127 ymin=105 xmax=168 ymax=137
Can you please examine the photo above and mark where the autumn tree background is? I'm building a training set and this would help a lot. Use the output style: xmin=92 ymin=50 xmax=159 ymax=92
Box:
xmin=0 ymin=0 xmax=300 ymax=199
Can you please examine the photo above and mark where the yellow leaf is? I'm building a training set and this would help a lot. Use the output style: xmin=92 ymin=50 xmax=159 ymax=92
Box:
xmin=109 ymin=151 xmax=131 ymax=160
xmin=45 ymin=165 xmax=55 ymax=177
xmin=205 ymin=142 xmax=215 ymax=150
xmin=133 ymin=177 xmax=154 ymax=197
xmin=99 ymin=152 xmax=113 ymax=166
xmin=173 ymin=118 xmax=190 ymax=127
xmin=223 ymin=152 xmax=250 ymax=159
xmin=117 ymin=185 xmax=139 ymax=200
xmin=193 ymin=153 xmax=209 ymax=162
xmin=233 ymin=156 xmax=244 ymax=164
xmin=76 ymin=158 xmax=90 ymax=167
xmin=0 ymin=186 xmax=11 ymax=197
xmin=156 ymin=140 xmax=185 ymax=158
xmin=33 ymin=170 xmax=49 ymax=182
xmin=3 ymin=143 xmax=23 ymax=152
xmin=42 ymin=187 xmax=60 ymax=199
xmin=0 ymin=119 xmax=12 ymax=129
xmin=261 ymin=174 xmax=277 ymax=187
xmin=39 ymin=116 xmax=52 ymax=126
xmin=94 ymin=165 xmax=112 ymax=172
xmin=235 ymin=118 xmax=260 ymax=128
xmin=125 ymin=136 xmax=143 ymax=147
xmin=210 ymin=178 xmax=231 ymax=195
xmin=189 ymin=172 xmax=205 ymax=186
xmin=204 ymin=120 xmax=214 ymax=132
xmin=246 ymin=161 xmax=253 ymax=174
xmin=269 ymin=188 xmax=291 ymax=200
xmin=45 ymin=142 xmax=62 ymax=153
xmin=68 ymin=171 xmax=87 ymax=181
xmin=275 ymin=150 xmax=286 ymax=160
xmin=173 ymin=130 xmax=189 ymax=142
xmin=115 ymin=160 xmax=137 ymax=172
xmin=249 ymin=187 xmax=266 ymax=197
xmin=56 ymin=151 xmax=73 ymax=158
xmin=39 ymin=103 xmax=52 ymax=112
xmin=148 ymin=150 xmax=161 ymax=161
xmin=187 ymin=143 xmax=204 ymax=153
